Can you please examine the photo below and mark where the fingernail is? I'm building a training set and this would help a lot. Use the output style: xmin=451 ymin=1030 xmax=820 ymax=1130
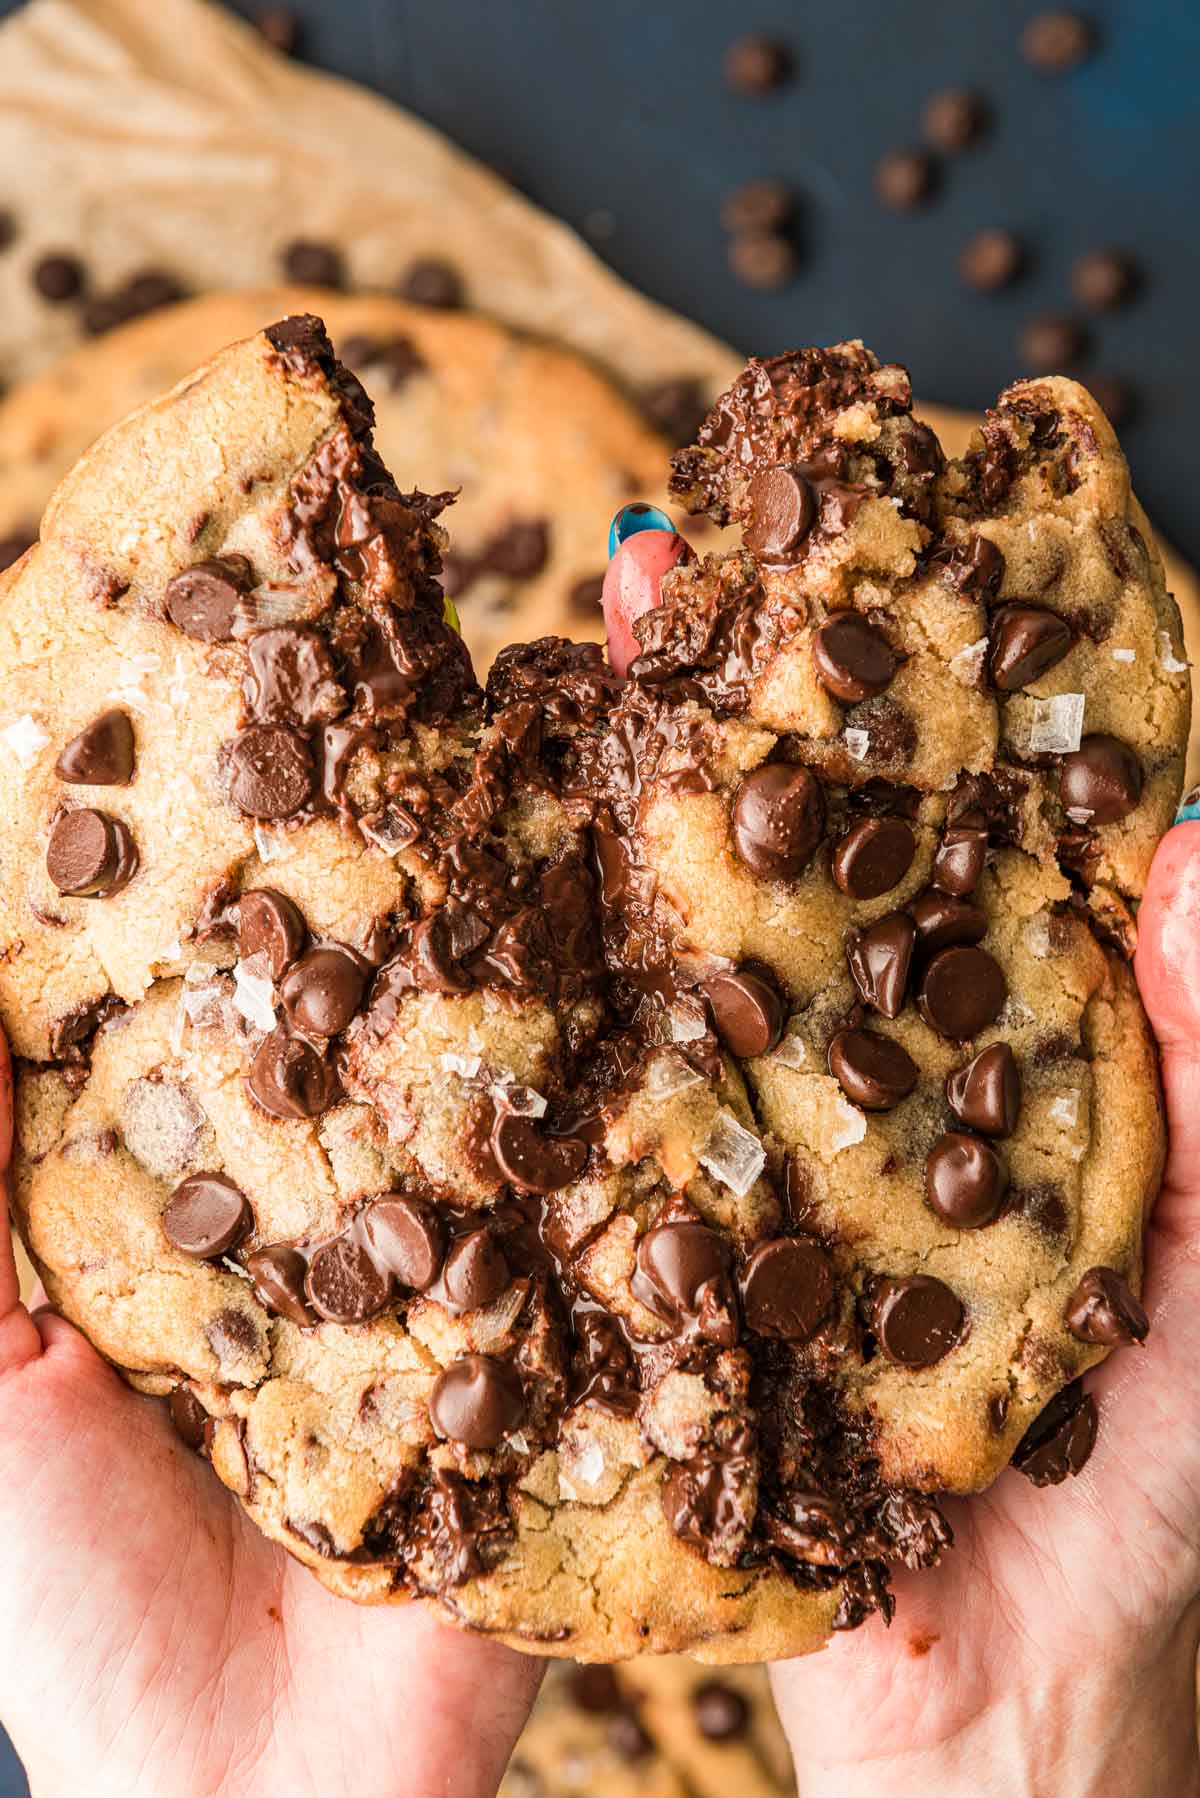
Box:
xmin=1175 ymin=785 xmax=1200 ymax=824
xmin=608 ymin=502 xmax=676 ymax=558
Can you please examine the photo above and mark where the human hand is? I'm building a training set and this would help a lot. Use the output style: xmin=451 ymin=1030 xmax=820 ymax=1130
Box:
xmin=0 ymin=1035 xmax=541 ymax=1796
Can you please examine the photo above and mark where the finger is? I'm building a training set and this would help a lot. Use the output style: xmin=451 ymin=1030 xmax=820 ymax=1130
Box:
xmin=1135 ymin=820 xmax=1200 ymax=1200
xmin=0 ymin=1030 xmax=41 ymax=1375
xmin=602 ymin=510 xmax=692 ymax=677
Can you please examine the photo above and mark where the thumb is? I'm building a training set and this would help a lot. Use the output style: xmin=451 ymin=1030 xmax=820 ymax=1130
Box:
xmin=601 ymin=508 xmax=692 ymax=676
xmin=1134 ymin=819 xmax=1200 ymax=1201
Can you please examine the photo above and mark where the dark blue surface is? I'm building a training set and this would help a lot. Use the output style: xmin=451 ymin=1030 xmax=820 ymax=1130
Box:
xmin=0 ymin=3 xmax=1194 ymax=1790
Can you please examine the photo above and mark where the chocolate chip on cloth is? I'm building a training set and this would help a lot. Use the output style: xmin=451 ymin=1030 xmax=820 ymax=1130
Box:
xmin=1 ymin=327 xmax=1179 ymax=1665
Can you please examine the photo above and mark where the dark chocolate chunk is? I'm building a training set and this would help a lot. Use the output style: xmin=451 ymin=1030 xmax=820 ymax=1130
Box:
xmin=246 ymin=1243 xmax=315 ymax=1326
xmin=280 ymin=945 xmax=367 ymax=1037
xmin=959 ymin=228 xmax=1025 ymax=292
xmin=1059 ymin=734 xmax=1142 ymax=825
xmin=909 ymin=890 xmax=988 ymax=953
xmin=55 ymin=709 xmax=135 ymax=786
xmin=163 ymin=1172 xmax=252 ymax=1258
xmin=727 ymin=233 xmax=798 ymax=291
xmin=721 ymin=180 xmax=794 ymax=236
xmin=608 ymin=1714 xmax=653 ymax=1761
xmin=429 ymin=1354 xmax=525 ymax=1449
xmin=33 ymin=252 xmax=85 ymax=302
xmin=244 ymin=626 xmax=344 ymax=725
xmin=730 ymin=763 xmax=825 ymax=879
xmin=1012 ymin=1379 xmax=1098 ymax=1485
xmin=831 ymin=816 xmax=916 ymax=899
xmin=702 ymin=962 xmax=786 ymax=1057
xmin=238 ymin=888 xmax=307 ymax=980
xmin=363 ymin=1195 xmax=445 ymax=1292
xmin=440 ymin=1229 xmax=512 ymax=1314
xmin=917 ymin=945 xmax=1007 ymax=1039
xmin=1071 ymin=249 xmax=1138 ymax=313
xmin=921 ymin=88 xmax=988 ymax=153
xmin=874 ymin=149 xmax=937 ymax=211
xmin=227 ymin=723 xmax=314 ymax=819
xmin=1019 ymin=314 xmax=1088 ymax=372
xmin=164 ymin=555 xmax=252 ymax=642
xmin=846 ymin=912 xmax=915 ymax=1018
xmin=567 ymin=573 xmax=605 ymax=616
xmin=692 ymin=1680 xmax=750 ymax=1742
xmin=491 ymin=1113 xmax=587 ymax=1194
xmin=743 ymin=466 xmax=815 ymax=562
xmin=634 ymin=1220 xmax=736 ymax=1345
xmin=873 ymin=1275 xmax=964 ymax=1367
xmin=813 ymin=613 xmax=899 ymax=702
xmin=640 ymin=376 xmax=709 ymax=446
xmin=568 ymin=1666 xmax=623 ymax=1713
xmin=925 ymin=1131 xmax=1008 ymax=1228
xmin=306 ymin=1233 xmax=394 ymax=1324
xmin=1065 ymin=1266 xmax=1149 ymax=1345
xmin=246 ymin=1025 xmax=337 ymax=1119
xmin=482 ymin=519 xmax=550 ymax=579
xmin=1021 ymin=10 xmax=1096 ymax=73
xmin=724 ymin=34 xmax=792 ymax=94
xmin=989 ymin=606 xmax=1072 ymax=691
xmin=740 ymin=1236 xmax=834 ymax=1342
xmin=400 ymin=258 xmax=465 ymax=309
xmin=45 ymin=809 xmax=137 ymax=898
xmin=946 ymin=1043 xmax=1021 ymax=1136
xmin=281 ymin=239 xmax=345 ymax=288
xmin=930 ymin=814 xmax=986 ymax=898
xmin=827 ymin=1027 xmax=918 ymax=1110
xmin=168 ymin=1386 xmax=210 ymax=1453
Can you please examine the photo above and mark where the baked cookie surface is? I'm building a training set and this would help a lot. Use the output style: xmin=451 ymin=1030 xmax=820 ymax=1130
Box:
xmin=3 ymin=326 xmax=1182 ymax=1662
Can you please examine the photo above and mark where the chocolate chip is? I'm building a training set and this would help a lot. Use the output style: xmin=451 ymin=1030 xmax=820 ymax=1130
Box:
xmin=281 ymin=239 xmax=344 ymax=288
xmin=743 ymin=466 xmax=815 ymax=562
xmin=921 ymin=88 xmax=988 ymax=153
xmin=846 ymin=912 xmax=915 ymax=1019
xmin=122 ymin=269 xmax=186 ymax=316
xmin=490 ymin=1113 xmax=587 ymax=1194
xmin=832 ymin=816 xmax=916 ymax=899
xmin=245 ymin=627 xmax=344 ymax=725
xmin=1065 ymin=1266 xmax=1148 ymax=1345
xmin=925 ymin=1131 xmax=1008 ymax=1228
xmin=246 ymin=1025 xmax=337 ymax=1119
xmin=827 ymin=1027 xmax=919 ymax=1110
xmin=918 ymin=945 xmax=1006 ymax=1039
xmin=934 ymin=533 xmax=1006 ymax=599
xmin=164 ymin=555 xmax=252 ymax=642
xmin=1088 ymin=375 xmax=1135 ymax=428
xmin=607 ymin=1714 xmax=653 ymax=1762
xmin=959 ymin=228 xmax=1026 ymax=292
xmin=306 ymin=1233 xmax=393 ymax=1324
xmin=640 ymin=376 xmax=709 ymax=445
xmin=989 ymin=606 xmax=1072 ymax=691
xmin=740 ymin=1237 xmax=834 ymax=1342
xmin=246 ymin=1243 xmax=315 ymax=1326
xmin=874 ymin=149 xmax=937 ymax=211
xmin=55 ymin=709 xmax=135 ymax=786
xmin=873 ymin=1275 xmax=964 ymax=1367
xmin=702 ymin=962 xmax=785 ymax=1057
xmin=727 ymin=232 xmax=798 ymax=291
xmin=724 ymin=34 xmax=792 ymax=94
xmin=568 ymin=1666 xmax=623 ymax=1712
xmin=238 ymin=888 xmax=307 ymax=979
xmin=227 ymin=723 xmax=314 ymax=819
xmin=634 ymin=1221 xmax=734 ymax=1341
xmin=1021 ymin=10 xmax=1096 ymax=73
xmin=279 ymin=945 xmax=367 ymax=1036
xmin=362 ymin=1194 xmax=445 ymax=1291
xmin=1071 ymin=249 xmax=1137 ymax=312
xmin=1059 ymin=734 xmax=1142 ymax=825
xmin=1019 ymin=314 xmax=1088 ymax=372
xmin=1012 ymin=1379 xmax=1098 ymax=1485
xmin=429 ymin=1354 xmax=525 ymax=1449
xmin=721 ymin=180 xmax=794 ymax=236
xmin=441 ymin=1229 xmax=511 ymax=1314
xmin=909 ymin=890 xmax=988 ymax=953
xmin=946 ymin=1043 xmax=1021 ymax=1136
xmin=567 ymin=573 xmax=605 ymax=616
xmin=256 ymin=5 xmax=301 ymax=53
xmin=168 ymin=1386 xmax=210 ymax=1453
xmin=813 ymin=614 xmax=899 ymax=702
xmin=163 ymin=1172 xmax=252 ymax=1258
xmin=931 ymin=818 xmax=988 ymax=896
xmin=731 ymin=763 xmax=825 ymax=880
xmin=33 ymin=252 xmax=85 ymax=302
xmin=400 ymin=258 xmax=465 ymax=309
xmin=45 ymin=809 xmax=137 ymax=897
xmin=481 ymin=519 xmax=550 ymax=579
xmin=692 ymin=1680 xmax=750 ymax=1742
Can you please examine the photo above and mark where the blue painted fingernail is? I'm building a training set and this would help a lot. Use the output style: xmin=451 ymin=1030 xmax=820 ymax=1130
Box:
xmin=609 ymin=502 xmax=675 ymax=557
xmin=1175 ymin=785 xmax=1200 ymax=824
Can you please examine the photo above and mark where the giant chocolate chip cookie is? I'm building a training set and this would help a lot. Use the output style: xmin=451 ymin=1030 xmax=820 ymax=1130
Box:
xmin=3 ymin=326 xmax=1183 ymax=1662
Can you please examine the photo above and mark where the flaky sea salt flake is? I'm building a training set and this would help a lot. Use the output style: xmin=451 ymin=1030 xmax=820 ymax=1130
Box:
xmin=1029 ymin=692 xmax=1084 ymax=755
xmin=441 ymin=1052 xmax=483 ymax=1080
xmin=232 ymin=960 xmax=277 ymax=1032
xmin=843 ymin=727 xmax=871 ymax=762
xmin=1050 ymin=1092 xmax=1080 ymax=1130
xmin=829 ymin=1095 xmax=868 ymax=1154
xmin=645 ymin=1053 xmax=705 ymax=1101
xmin=669 ymin=1002 xmax=708 ymax=1043
xmin=699 ymin=1108 xmax=766 ymax=1197
xmin=1110 ymin=647 xmax=1136 ymax=664
xmin=253 ymin=824 xmax=281 ymax=864
xmin=491 ymin=1080 xmax=547 ymax=1118
xmin=772 ymin=1032 xmax=808 ymax=1070
xmin=1 ymin=714 xmax=50 ymax=767
xmin=1158 ymin=630 xmax=1190 ymax=674
xmin=949 ymin=637 xmax=989 ymax=685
